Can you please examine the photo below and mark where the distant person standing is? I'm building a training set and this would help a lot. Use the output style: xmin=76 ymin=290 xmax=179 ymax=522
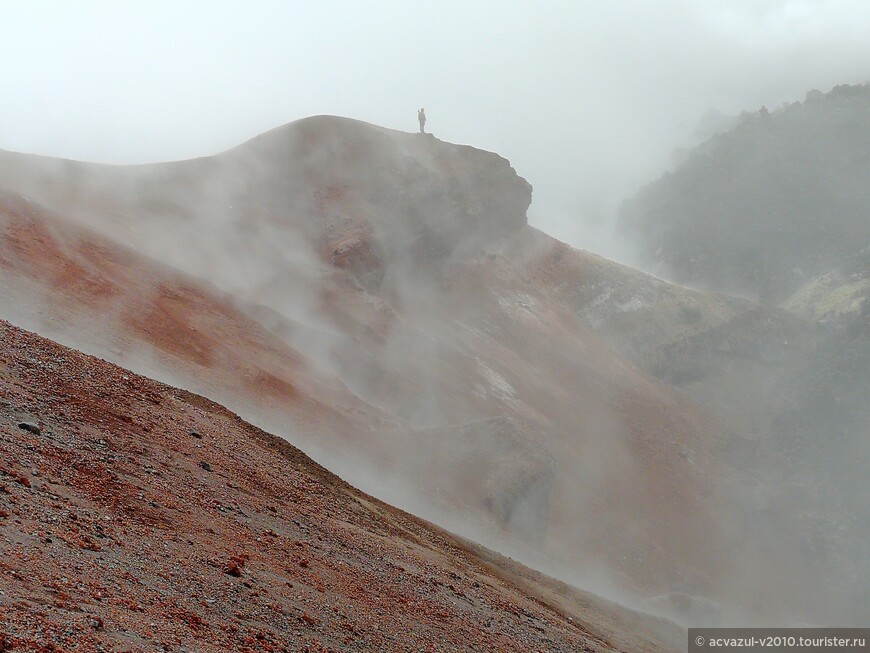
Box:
xmin=418 ymin=108 xmax=426 ymax=134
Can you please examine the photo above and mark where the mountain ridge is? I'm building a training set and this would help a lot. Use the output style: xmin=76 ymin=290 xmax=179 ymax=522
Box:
xmin=0 ymin=115 xmax=839 ymax=626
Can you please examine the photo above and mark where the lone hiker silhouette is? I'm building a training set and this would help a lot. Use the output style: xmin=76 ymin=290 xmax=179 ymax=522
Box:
xmin=418 ymin=108 xmax=426 ymax=134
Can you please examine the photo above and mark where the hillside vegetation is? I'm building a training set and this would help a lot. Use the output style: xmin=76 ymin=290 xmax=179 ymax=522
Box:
xmin=621 ymin=83 xmax=870 ymax=303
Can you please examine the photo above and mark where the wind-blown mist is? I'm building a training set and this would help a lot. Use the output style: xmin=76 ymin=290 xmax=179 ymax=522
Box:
xmin=3 ymin=108 xmax=867 ymax=627
xmin=618 ymin=83 xmax=870 ymax=624
xmin=2 ymin=1 xmax=870 ymax=262
xmin=0 ymin=117 xmax=741 ymax=624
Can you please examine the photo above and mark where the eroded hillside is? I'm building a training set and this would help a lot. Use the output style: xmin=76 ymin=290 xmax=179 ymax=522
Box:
xmin=0 ymin=320 xmax=683 ymax=652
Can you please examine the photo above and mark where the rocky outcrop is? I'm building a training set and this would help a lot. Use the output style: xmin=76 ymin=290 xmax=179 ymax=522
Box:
xmin=0 ymin=117 xmax=532 ymax=294
xmin=319 ymin=215 xmax=385 ymax=290
xmin=231 ymin=116 xmax=532 ymax=269
xmin=237 ymin=116 xmax=532 ymax=253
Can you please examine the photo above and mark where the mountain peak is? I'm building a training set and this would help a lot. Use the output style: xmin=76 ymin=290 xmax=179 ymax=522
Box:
xmin=226 ymin=115 xmax=533 ymax=275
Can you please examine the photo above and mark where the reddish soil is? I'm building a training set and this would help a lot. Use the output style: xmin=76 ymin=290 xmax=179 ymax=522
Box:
xmin=0 ymin=197 xmax=381 ymax=443
xmin=0 ymin=321 xmax=680 ymax=652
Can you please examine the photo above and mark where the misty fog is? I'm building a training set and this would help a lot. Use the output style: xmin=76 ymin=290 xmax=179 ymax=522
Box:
xmin=3 ymin=1 xmax=870 ymax=260
xmin=1 ymin=0 xmax=869 ymax=639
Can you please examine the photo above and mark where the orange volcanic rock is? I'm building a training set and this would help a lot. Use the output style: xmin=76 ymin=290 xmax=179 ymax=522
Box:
xmin=0 ymin=194 xmax=389 ymax=444
xmin=0 ymin=321 xmax=681 ymax=651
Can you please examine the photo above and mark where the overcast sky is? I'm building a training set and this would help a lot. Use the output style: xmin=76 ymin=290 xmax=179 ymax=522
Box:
xmin=1 ymin=0 xmax=869 ymax=258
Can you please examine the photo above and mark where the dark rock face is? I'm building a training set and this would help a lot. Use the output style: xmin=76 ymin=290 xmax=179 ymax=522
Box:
xmin=620 ymin=83 xmax=870 ymax=303
xmin=233 ymin=116 xmax=533 ymax=272
xmin=17 ymin=422 xmax=40 ymax=436
xmin=319 ymin=215 xmax=385 ymax=291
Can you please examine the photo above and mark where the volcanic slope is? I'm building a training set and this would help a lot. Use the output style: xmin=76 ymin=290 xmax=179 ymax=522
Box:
xmin=0 ymin=320 xmax=683 ymax=652
xmin=0 ymin=191 xmax=393 ymax=449
xmin=0 ymin=116 xmax=800 ymax=614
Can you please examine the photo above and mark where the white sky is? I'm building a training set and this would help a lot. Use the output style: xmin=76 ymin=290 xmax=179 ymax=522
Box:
xmin=1 ymin=0 xmax=869 ymax=257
